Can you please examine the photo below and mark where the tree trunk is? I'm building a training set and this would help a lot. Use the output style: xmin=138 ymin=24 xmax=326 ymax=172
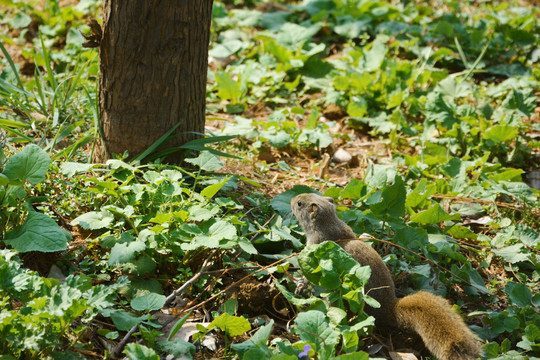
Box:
xmin=94 ymin=0 xmax=213 ymax=163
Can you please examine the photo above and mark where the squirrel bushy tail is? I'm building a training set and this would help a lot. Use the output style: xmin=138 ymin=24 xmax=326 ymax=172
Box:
xmin=394 ymin=291 xmax=481 ymax=360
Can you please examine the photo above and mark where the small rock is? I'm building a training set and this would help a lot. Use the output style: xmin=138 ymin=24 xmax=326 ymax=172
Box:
xmin=389 ymin=351 xmax=418 ymax=360
xmin=333 ymin=148 xmax=352 ymax=163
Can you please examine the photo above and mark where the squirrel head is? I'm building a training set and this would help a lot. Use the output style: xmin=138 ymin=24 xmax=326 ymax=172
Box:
xmin=290 ymin=193 xmax=336 ymax=222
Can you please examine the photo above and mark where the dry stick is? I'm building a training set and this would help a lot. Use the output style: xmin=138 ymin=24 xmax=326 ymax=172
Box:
xmin=158 ymin=253 xmax=299 ymax=331
xmin=432 ymin=194 xmax=540 ymax=217
xmin=110 ymin=249 xmax=219 ymax=359
xmin=339 ymin=236 xmax=489 ymax=294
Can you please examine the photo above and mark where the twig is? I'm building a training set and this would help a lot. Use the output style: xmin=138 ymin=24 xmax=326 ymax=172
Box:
xmin=110 ymin=249 xmax=218 ymax=359
xmin=158 ymin=253 xmax=298 ymax=331
xmin=431 ymin=194 xmax=540 ymax=217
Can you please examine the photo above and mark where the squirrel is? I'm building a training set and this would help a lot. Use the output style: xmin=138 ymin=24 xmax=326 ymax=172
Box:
xmin=291 ymin=193 xmax=482 ymax=360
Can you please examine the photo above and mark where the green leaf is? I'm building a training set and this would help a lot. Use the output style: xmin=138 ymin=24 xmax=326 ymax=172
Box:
xmin=108 ymin=240 xmax=147 ymax=265
xmin=209 ymin=40 xmax=244 ymax=58
xmin=483 ymin=125 xmax=518 ymax=143
xmin=9 ymin=12 xmax=32 ymax=28
xmin=124 ymin=343 xmax=160 ymax=360
xmin=491 ymin=168 xmax=524 ymax=182
xmin=363 ymin=36 xmax=387 ymax=72
xmin=167 ymin=312 xmax=192 ymax=340
xmin=210 ymin=313 xmax=251 ymax=337
xmin=435 ymin=21 xmax=454 ymax=37
xmin=271 ymin=186 xmax=319 ymax=216
xmin=410 ymin=203 xmax=461 ymax=224
xmin=3 ymin=144 xmax=51 ymax=184
xmin=131 ymin=293 xmax=167 ymax=311
xmin=504 ymin=282 xmax=532 ymax=308
xmin=299 ymin=241 xmax=369 ymax=290
xmin=493 ymin=244 xmax=529 ymax=264
xmin=4 ymin=211 xmax=71 ymax=252
xmin=215 ymin=71 xmax=242 ymax=104
xmin=276 ymin=23 xmax=321 ymax=49
xmin=0 ymin=173 xmax=9 ymax=186
xmin=111 ymin=311 xmax=148 ymax=331
xmin=445 ymin=224 xmax=478 ymax=240
xmin=334 ymin=20 xmax=369 ymax=39
xmin=501 ymin=88 xmax=536 ymax=117
xmin=406 ymin=178 xmax=436 ymax=209
xmin=294 ymin=310 xmax=339 ymax=356
xmin=182 ymin=221 xmax=237 ymax=250
xmin=200 ymin=177 xmax=229 ymax=199
xmin=60 ymin=162 xmax=95 ymax=177
xmin=71 ymin=210 xmax=114 ymax=230
xmin=158 ymin=338 xmax=196 ymax=358
xmin=185 ymin=151 xmax=223 ymax=171
xmin=369 ymin=175 xmax=406 ymax=219
xmin=347 ymin=99 xmax=368 ymax=118
xmin=264 ymin=130 xmax=291 ymax=148
xmin=231 ymin=320 xmax=274 ymax=358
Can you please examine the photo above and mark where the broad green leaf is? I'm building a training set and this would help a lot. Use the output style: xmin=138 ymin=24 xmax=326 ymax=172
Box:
xmin=483 ymin=125 xmax=518 ymax=143
xmin=369 ymin=175 xmax=406 ymax=219
xmin=210 ymin=313 xmax=251 ymax=337
xmin=347 ymin=99 xmax=368 ymax=118
xmin=363 ymin=36 xmax=387 ymax=72
xmin=71 ymin=210 xmax=114 ymax=230
xmin=108 ymin=240 xmax=147 ymax=265
xmin=493 ymin=244 xmax=529 ymax=264
xmin=445 ymin=225 xmax=478 ymax=240
xmin=299 ymin=241 xmax=369 ymax=291
xmin=501 ymin=88 xmax=536 ymax=117
xmin=261 ymin=11 xmax=290 ymax=30
xmin=3 ymin=144 xmax=51 ymax=184
xmin=339 ymin=179 xmax=368 ymax=200
xmin=0 ymin=173 xmax=9 ymax=186
xmin=209 ymin=40 xmax=244 ymax=58
xmin=231 ymin=320 xmax=274 ymax=357
xmin=237 ymin=237 xmax=258 ymax=254
xmin=410 ymin=203 xmax=461 ymax=224
xmin=4 ymin=212 xmax=71 ymax=252
xmin=271 ymin=186 xmax=319 ymax=216
xmin=131 ymin=293 xmax=167 ymax=311
xmin=505 ymin=282 xmax=532 ymax=308
xmin=60 ymin=162 xmax=95 ymax=177
xmin=263 ymin=130 xmax=291 ymax=148
xmin=491 ymin=168 xmax=524 ymax=182
xmin=9 ymin=12 xmax=32 ymax=28
xmin=276 ymin=23 xmax=321 ymax=49
xmin=182 ymin=221 xmax=237 ymax=250
xmin=124 ymin=343 xmax=159 ymax=360
xmin=185 ymin=151 xmax=223 ymax=171
xmin=294 ymin=310 xmax=339 ymax=356
xmin=435 ymin=76 xmax=473 ymax=99
xmin=158 ymin=338 xmax=196 ymax=358
xmin=215 ymin=71 xmax=242 ymax=104
xmin=406 ymin=178 xmax=436 ymax=209
xmin=335 ymin=352 xmax=370 ymax=360
xmin=334 ymin=20 xmax=369 ymax=39
xmin=110 ymin=311 xmax=148 ymax=331
xmin=435 ymin=21 xmax=454 ymax=37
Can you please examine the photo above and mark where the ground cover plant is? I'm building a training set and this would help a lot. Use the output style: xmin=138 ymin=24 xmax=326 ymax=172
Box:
xmin=0 ymin=0 xmax=539 ymax=359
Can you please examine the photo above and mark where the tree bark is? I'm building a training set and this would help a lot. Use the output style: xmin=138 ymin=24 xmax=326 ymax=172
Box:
xmin=94 ymin=0 xmax=213 ymax=163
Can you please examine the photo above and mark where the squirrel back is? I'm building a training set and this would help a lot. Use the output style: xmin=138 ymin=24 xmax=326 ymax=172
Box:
xmin=291 ymin=193 xmax=482 ymax=360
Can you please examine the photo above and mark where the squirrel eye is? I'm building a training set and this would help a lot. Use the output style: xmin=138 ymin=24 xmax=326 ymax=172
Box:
xmin=297 ymin=200 xmax=302 ymax=207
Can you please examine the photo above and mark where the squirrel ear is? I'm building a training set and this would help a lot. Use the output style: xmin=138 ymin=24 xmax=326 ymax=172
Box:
xmin=308 ymin=203 xmax=319 ymax=218
xmin=324 ymin=197 xmax=334 ymax=204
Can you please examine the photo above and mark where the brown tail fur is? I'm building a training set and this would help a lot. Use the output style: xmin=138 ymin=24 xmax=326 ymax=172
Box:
xmin=394 ymin=291 xmax=482 ymax=360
